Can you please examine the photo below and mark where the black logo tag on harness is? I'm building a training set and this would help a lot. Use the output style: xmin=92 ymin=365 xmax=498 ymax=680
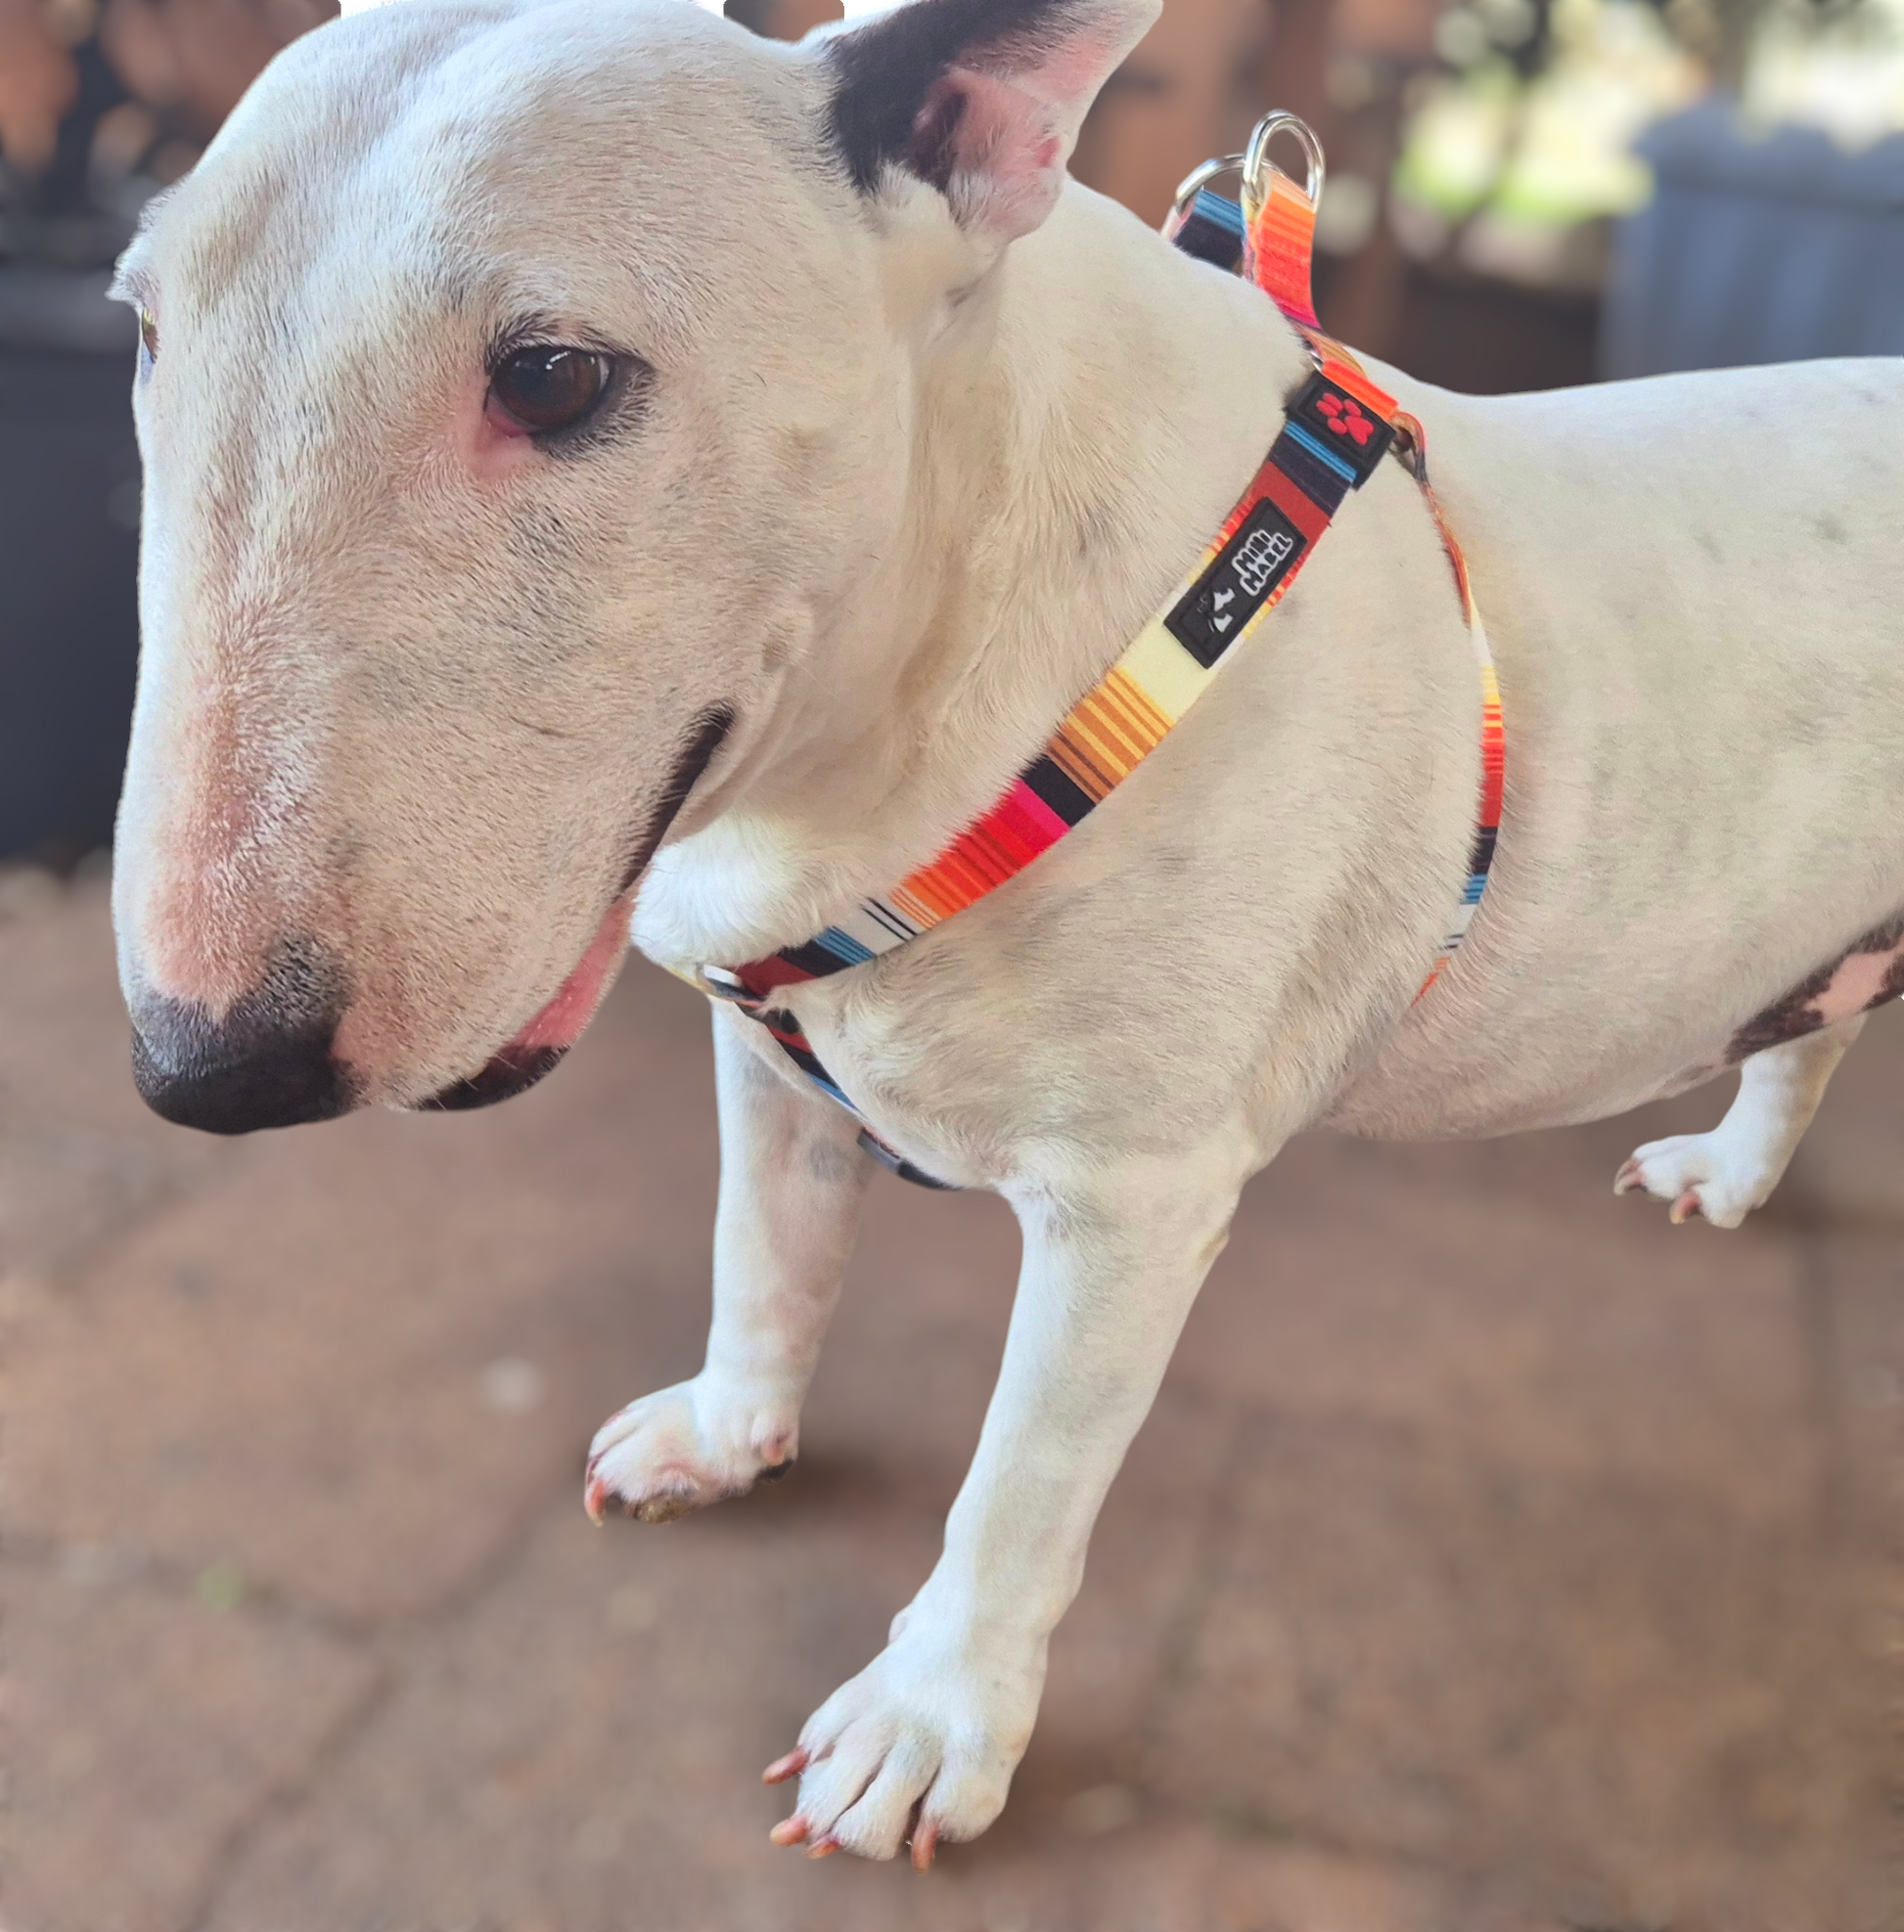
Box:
xmin=1164 ymin=498 xmax=1307 ymax=668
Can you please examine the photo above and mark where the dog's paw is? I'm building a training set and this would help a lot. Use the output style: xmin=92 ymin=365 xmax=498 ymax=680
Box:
xmin=761 ymin=1620 xmax=1041 ymax=1867
xmin=584 ymin=1379 xmax=796 ymax=1525
xmin=1613 ymin=1132 xmax=1775 ymax=1230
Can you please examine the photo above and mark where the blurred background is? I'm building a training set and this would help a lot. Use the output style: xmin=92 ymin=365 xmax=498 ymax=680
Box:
xmin=5 ymin=0 xmax=1904 ymax=867
xmin=1 ymin=2 xmax=1898 ymax=1929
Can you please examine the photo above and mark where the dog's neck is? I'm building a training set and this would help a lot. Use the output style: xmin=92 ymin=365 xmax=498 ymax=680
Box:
xmin=634 ymin=181 xmax=1312 ymax=970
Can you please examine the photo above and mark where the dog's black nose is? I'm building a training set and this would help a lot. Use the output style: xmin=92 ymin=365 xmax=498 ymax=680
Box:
xmin=128 ymin=941 xmax=357 ymax=1135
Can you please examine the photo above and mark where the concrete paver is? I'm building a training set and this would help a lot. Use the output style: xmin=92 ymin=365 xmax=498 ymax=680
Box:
xmin=1177 ymin=1124 xmax=1827 ymax=1522
xmin=202 ymin=1493 xmax=1522 ymax=1932
xmin=0 ymin=882 xmax=228 ymax=1284
xmin=1783 ymin=1022 xmax=1904 ymax=1540
xmin=1150 ymin=1411 xmax=1890 ymax=1930
xmin=3 ymin=877 xmax=1896 ymax=1930
xmin=1 ymin=1555 xmax=376 ymax=1932
xmin=4 ymin=948 xmax=723 ymax=1626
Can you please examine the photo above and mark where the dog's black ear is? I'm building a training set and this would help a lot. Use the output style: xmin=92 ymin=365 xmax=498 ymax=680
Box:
xmin=824 ymin=0 xmax=1158 ymax=242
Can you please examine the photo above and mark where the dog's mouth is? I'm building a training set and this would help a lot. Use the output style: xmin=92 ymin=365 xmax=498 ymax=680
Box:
xmin=415 ymin=706 xmax=735 ymax=1115
xmin=417 ymin=892 xmax=634 ymax=1112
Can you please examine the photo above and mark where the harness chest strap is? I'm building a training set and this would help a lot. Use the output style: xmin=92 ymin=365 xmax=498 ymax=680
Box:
xmin=1202 ymin=155 xmax=1504 ymax=989
xmin=693 ymin=139 xmax=1504 ymax=1183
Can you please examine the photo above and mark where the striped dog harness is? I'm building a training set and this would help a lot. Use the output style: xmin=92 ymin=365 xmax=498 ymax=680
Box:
xmin=696 ymin=115 xmax=1504 ymax=1187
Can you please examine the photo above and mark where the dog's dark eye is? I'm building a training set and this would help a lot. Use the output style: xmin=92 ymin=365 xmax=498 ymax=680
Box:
xmin=488 ymin=346 xmax=610 ymax=434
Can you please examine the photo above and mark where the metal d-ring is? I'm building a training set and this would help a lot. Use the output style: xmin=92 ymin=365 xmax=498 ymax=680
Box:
xmin=1168 ymin=112 xmax=1328 ymax=231
xmin=1243 ymin=111 xmax=1326 ymax=212
xmin=1169 ymin=151 xmax=1246 ymax=226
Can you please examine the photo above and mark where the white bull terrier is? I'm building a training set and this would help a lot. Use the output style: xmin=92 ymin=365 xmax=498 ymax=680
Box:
xmin=110 ymin=0 xmax=1904 ymax=1868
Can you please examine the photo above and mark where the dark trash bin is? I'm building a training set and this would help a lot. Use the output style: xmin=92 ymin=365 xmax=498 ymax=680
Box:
xmin=1603 ymin=100 xmax=1904 ymax=378
xmin=0 ymin=266 xmax=140 ymax=867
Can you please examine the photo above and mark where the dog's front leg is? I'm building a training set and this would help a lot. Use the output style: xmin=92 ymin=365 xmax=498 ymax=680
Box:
xmin=584 ymin=1006 xmax=873 ymax=1523
xmin=766 ymin=1148 xmax=1245 ymax=1866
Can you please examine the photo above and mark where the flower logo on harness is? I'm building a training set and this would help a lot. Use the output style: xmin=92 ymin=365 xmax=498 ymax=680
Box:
xmin=1317 ymin=391 xmax=1376 ymax=447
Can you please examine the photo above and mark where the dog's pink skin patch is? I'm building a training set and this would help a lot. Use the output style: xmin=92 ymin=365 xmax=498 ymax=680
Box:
xmin=1730 ymin=913 xmax=1904 ymax=1060
xmin=1806 ymin=940 xmax=1904 ymax=1026
xmin=506 ymin=895 xmax=633 ymax=1054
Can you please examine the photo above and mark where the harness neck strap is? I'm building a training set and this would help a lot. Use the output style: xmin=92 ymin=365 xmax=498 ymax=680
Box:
xmin=693 ymin=120 xmax=1504 ymax=1181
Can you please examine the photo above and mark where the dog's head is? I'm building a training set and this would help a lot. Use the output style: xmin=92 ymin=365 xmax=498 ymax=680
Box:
xmin=110 ymin=0 xmax=1156 ymax=1131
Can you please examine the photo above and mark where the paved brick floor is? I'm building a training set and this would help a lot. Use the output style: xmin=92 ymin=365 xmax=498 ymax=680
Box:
xmin=3 ymin=876 xmax=1897 ymax=1932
